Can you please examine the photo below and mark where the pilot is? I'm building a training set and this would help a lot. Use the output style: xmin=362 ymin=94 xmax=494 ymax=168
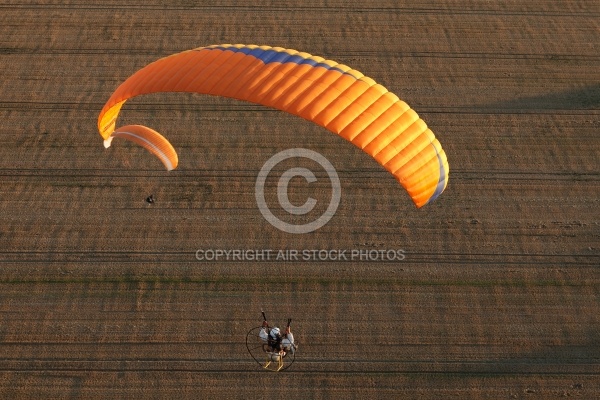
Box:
xmin=280 ymin=325 xmax=295 ymax=354
xmin=259 ymin=320 xmax=294 ymax=354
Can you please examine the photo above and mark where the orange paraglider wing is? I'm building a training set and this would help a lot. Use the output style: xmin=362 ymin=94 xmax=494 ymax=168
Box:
xmin=99 ymin=44 xmax=448 ymax=207
xmin=104 ymin=125 xmax=178 ymax=171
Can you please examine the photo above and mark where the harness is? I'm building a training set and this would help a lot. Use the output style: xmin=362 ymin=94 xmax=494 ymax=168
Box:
xmin=268 ymin=330 xmax=283 ymax=351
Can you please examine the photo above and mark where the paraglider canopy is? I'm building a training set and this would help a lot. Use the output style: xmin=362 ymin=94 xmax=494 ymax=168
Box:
xmin=98 ymin=44 xmax=449 ymax=207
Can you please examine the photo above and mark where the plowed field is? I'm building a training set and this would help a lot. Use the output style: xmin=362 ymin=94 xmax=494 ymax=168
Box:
xmin=0 ymin=1 xmax=598 ymax=398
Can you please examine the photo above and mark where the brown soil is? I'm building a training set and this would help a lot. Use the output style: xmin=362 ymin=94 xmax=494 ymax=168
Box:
xmin=0 ymin=1 xmax=598 ymax=398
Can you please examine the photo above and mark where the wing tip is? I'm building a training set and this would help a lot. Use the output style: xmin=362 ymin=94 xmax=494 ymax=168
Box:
xmin=109 ymin=125 xmax=179 ymax=171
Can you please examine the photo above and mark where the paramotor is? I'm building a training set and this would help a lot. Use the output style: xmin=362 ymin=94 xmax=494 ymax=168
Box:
xmin=246 ymin=312 xmax=297 ymax=372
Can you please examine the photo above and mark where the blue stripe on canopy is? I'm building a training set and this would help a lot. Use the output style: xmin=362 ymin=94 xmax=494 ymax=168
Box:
xmin=212 ymin=45 xmax=349 ymax=75
xmin=424 ymin=145 xmax=447 ymax=206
